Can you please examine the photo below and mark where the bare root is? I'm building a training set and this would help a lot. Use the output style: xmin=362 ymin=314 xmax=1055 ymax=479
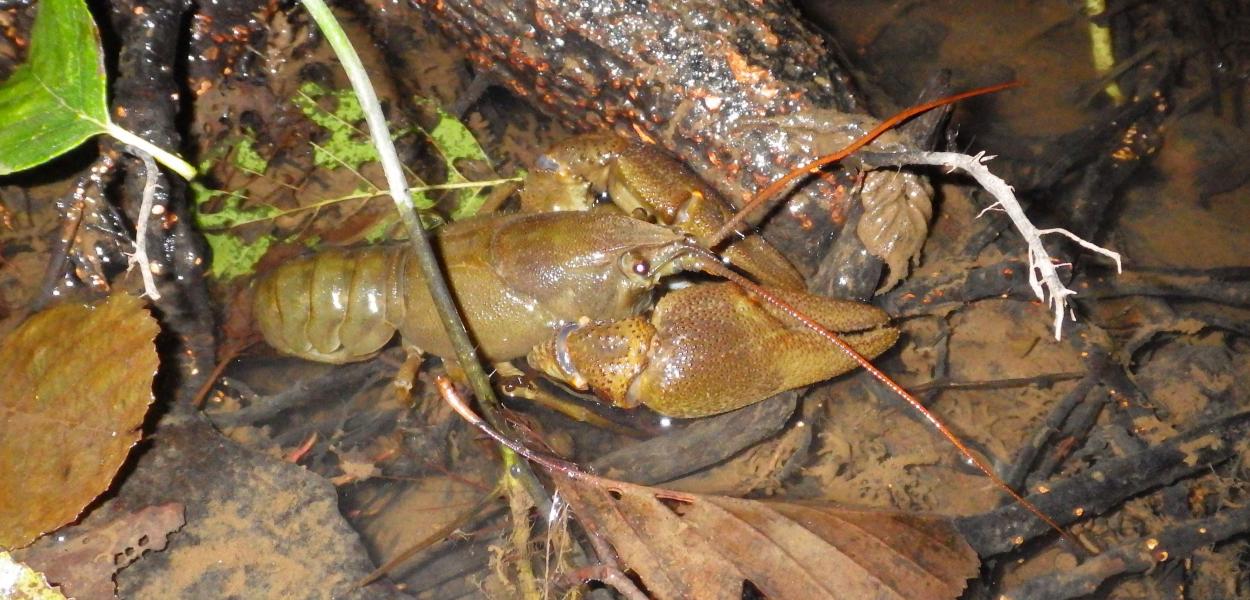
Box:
xmin=863 ymin=150 xmax=1122 ymax=339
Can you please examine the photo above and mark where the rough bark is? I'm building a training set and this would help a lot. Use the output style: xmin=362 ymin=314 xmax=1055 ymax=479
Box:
xmin=405 ymin=0 xmax=922 ymax=275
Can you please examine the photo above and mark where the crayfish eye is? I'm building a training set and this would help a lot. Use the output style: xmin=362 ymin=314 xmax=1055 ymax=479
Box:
xmin=632 ymin=258 xmax=651 ymax=276
xmin=620 ymin=250 xmax=652 ymax=279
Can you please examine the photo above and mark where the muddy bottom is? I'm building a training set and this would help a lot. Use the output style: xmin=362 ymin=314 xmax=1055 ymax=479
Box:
xmin=1 ymin=0 xmax=1248 ymax=598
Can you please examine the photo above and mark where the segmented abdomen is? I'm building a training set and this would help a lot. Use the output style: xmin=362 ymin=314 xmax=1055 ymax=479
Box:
xmin=252 ymin=246 xmax=405 ymax=364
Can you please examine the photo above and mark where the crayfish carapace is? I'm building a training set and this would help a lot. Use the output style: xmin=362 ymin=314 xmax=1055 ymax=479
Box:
xmin=252 ymin=134 xmax=899 ymax=418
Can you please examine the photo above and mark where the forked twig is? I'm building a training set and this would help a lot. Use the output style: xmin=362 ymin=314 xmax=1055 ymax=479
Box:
xmin=861 ymin=150 xmax=1122 ymax=339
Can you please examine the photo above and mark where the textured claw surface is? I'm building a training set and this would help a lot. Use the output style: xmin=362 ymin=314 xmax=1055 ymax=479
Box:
xmin=535 ymin=282 xmax=899 ymax=418
xmin=530 ymin=317 xmax=656 ymax=409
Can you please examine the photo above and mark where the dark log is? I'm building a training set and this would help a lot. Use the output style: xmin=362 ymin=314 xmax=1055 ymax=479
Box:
xmin=108 ymin=0 xmax=216 ymax=404
xmin=878 ymin=259 xmax=1036 ymax=317
xmin=1002 ymin=349 xmax=1110 ymax=490
xmin=590 ymin=390 xmax=798 ymax=485
xmin=401 ymin=0 xmax=930 ymax=274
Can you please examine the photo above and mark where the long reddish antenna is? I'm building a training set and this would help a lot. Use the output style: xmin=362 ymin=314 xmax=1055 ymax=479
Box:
xmin=686 ymin=248 xmax=1084 ymax=554
xmin=708 ymin=81 xmax=1022 ymax=248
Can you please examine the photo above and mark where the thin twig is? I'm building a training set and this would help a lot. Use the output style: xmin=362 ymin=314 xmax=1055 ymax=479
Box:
xmin=566 ymin=565 xmax=650 ymax=600
xmin=910 ymin=372 xmax=1086 ymax=394
xmin=132 ymin=150 xmax=162 ymax=301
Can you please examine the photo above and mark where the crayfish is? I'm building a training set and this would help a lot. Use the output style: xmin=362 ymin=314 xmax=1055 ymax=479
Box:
xmin=252 ymin=133 xmax=898 ymax=418
xmin=253 ymin=118 xmax=1076 ymax=544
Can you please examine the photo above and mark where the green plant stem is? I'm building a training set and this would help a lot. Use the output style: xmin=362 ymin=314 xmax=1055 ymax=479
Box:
xmin=298 ymin=0 xmax=548 ymax=504
xmin=105 ymin=122 xmax=196 ymax=180
xmin=1085 ymin=0 xmax=1124 ymax=104
xmin=219 ymin=177 xmax=523 ymax=229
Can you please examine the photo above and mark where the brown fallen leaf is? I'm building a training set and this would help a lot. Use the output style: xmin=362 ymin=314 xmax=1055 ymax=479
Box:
xmin=13 ymin=503 xmax=185 ymax=600
xmin=0 ymin=293 xmax=160 ymax=548
xmin=436 ymin=375 xmax=980 ymax=600
xmin=558 ymin=477 xmax=978 ymax=600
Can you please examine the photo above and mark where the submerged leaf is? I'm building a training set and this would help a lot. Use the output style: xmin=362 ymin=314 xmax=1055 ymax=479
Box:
xmin=0 ymin=294 xmax=159 ymax=548
xmin=293 ymin=82 xmax=378 ymax=170
xmin=201 ymin=230 xmax=274 ymax=280
xmin=190 ymin=183 xmax=280 ymax=279
xmin=857 ymin=169 xmax=934 ymax=291
xmin=557 ymin=476 xmax=978 ymax=599
xmin=0 ymin=0 xmax=109 ymax=175
xmin=418 ymin=99 xmax=498 ymax=220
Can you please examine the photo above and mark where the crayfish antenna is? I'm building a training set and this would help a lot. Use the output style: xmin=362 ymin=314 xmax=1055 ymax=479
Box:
xmin=707 ymin=81 xmax=1023 ymax=249
xmin=688 ymin=248 xmax=1087 ymax=556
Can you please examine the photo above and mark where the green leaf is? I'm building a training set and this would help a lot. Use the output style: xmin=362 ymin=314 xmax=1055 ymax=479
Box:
xmin=191 ymin=182 xmax=280 ymax=279
xmin=293 ymin=82 xmax=378 ymax=170
xmin=0 ymin=0 xmax=110 ymax=175
xmin=420 ymin=102 xmax=494 ymax=220
xmin=427 ymin=106 xmax=490 ymax=164
xmin=191 ymin=182 xmax=281 ymax=230
xmin=232 ymin=136 xmax=270 ymax=173
xmin=203 ymin=231 xmax=273 ymax=280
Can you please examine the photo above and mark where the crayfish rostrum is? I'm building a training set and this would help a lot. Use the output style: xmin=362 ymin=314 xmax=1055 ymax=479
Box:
xmin=252 ymin=133 xmax=899 ymax=418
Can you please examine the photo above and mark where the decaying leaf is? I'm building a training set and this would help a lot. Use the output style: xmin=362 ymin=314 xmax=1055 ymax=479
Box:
xmin=13 ymin=504 xmax=184 ymax=600
xmin=734 ymin=109 xmax=935 ymax=291
xmin=0 ymin=293 xmax=160 ymax=549
xmin=556 ymin=476 xmax=978 ymax=600
xmin=857 ymin=169 xmax=934 ymax=291
xmin=436 ymin=372 xmax=977 ymax=599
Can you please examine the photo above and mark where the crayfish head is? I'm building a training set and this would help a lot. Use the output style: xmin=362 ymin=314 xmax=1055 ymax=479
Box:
xmin=614 ymin=234 xmax=711 ymax=289
xmin=528 ymin=317 xmax=656 ymax=410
